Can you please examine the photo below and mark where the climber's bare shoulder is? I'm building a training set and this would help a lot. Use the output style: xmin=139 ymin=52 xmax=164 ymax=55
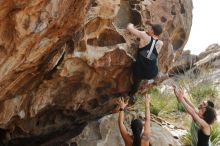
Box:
xmin=123 ymin=135 xmax=149 ymax=146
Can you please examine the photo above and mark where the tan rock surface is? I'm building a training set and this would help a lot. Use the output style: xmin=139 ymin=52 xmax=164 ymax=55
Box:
xmin=0 ymin=0 xmax=192 ymax=145
xmin=169 ymin=43 xmax=220 ymax=75
xmin=195 ymin=44 xmax=220 ymax=68
xmin=169 ymin=50 xmax=198 ymax=75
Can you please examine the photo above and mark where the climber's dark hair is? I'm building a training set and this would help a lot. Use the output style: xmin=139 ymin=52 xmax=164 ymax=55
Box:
xmin=207 ymin=100 xmax=214 ymax=108
xmin=203 ymin=106 xmax=216 ymax=124
xmin=131 ymin=119 xmax=143 ymax=146
xmin=151 ymin=24 xmax=163 ymax=36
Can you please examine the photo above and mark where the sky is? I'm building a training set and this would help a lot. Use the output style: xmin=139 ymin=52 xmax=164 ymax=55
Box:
xmin=184 ymin=0 xmax=220 ymax=55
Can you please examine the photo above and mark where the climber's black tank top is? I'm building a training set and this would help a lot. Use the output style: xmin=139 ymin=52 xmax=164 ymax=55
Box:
xmin=197 ymin=129 xmax=210 ymax=146
xmin=133 ymin=37 xmax=158 ymax=79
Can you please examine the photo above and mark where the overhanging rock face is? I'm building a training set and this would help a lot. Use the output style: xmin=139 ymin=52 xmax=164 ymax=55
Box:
xmin=0 ymin=0 xmax=192 ymax=145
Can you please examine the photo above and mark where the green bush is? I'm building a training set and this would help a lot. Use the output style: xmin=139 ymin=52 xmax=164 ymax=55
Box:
xmin=210 ymin=123 xmax=220 ymax=146
xmin=131 ymin=86 xmax=188 ymax=116
xmin=177 ymin=102 xmax=185 ymax=112
xmin=176 ymin=73 xmax=218 ymax=105
xmin=150 ymin=105 xmax=161 ymax=116
xmin=181 ymin=130 xmax=192 ymax=146
xmin=134 ymin=87 xmax=177 ymax=115
xmin=148 ymin=87 xmax=184 ymax=115
xmin=189 ymin=81 xmax=218 ymax=103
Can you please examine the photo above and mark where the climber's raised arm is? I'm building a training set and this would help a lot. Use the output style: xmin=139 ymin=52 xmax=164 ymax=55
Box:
xmin=126 ymin=23 xmax=150 ymax=40
xmin=116 ymin=97 xmax=131 ymax=145
xmin=143 ymin=94 xmax=151 ymax=137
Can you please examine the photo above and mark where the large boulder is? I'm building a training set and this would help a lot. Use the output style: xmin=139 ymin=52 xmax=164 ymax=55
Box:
xmin=195 ymin=44 xmax=220 ymax=68
xmin=169 ymin=50 xmax=198 ymax=76
xmin=0 ymin=0 xmax=192 ymax=145
xmin=169 ymin=43 xmax=220 ymax=75
xmin=69 ymin=114 xmax=182 ymax=146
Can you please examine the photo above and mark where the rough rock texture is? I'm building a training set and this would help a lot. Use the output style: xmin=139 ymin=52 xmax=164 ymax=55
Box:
xmin=195 ymin=44 xmax=220 ymax=90
xmin=169 ymin=43 xmax=220 ymax=75
xmin=169 ymin=50 xmax=198 ymax=76
xmin=197 ymin=44 xmax=220 ymax=61
xmin=0 ymin=0 xmax=192 ymax=145
xmin=69 ymin=114 xmax=182 ymax=146
xmin=195 ymin=44 xmax=220 ymax=68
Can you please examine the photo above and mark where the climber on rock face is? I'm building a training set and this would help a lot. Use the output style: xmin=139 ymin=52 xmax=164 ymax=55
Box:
xmin=115 ymin=94 xmax=151 ymax=146
xmin=126 ymin=22 xmax=163 ymax=100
